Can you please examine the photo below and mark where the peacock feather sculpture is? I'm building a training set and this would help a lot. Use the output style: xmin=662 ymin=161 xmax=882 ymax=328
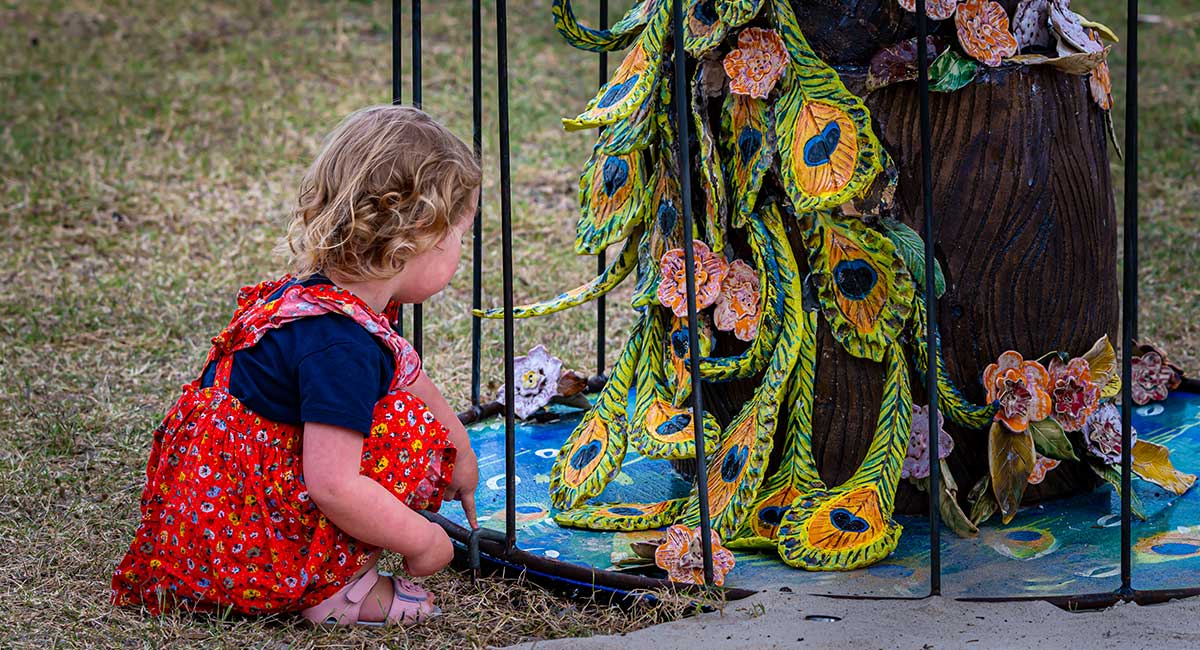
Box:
xmin=479 ymin=0 xmax=1153 ymax=573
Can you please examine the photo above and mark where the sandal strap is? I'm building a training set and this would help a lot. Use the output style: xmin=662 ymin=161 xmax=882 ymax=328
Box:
xmin=343 ymin=568 xmax=380 ymax=604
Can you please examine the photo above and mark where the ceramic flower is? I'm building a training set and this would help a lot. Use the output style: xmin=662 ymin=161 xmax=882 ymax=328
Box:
xmin=1047 ymin=357 xmax=1100 ymax=431
xmin=1028 ymin=453 xmax=1061 ymax=485
xmin=1083 ymin=30 xmax=1113 ymax=109
xmin=955 ymin=0 xmax=1019 ymax=67
xmin=1131 ymin=345 xmax=1183 ymax=406
xmin=722 ymin=28 xmax=788 ymax=99
xmin=1012 ymin=0 xmax=1052 ymax=51
xmin=498 ymin=344 xmax=563 ymax=419
xmin=654 ymin=524 xmax=736 ymax=587
xmin=657 ymin=240 xmax=729 ymax=318
xmin=903 ymin=404 xmax=953 ymax=480
xmin=983 ymin=351 xmax=1052 ymax=433
xmin=713 ymin=259 xmax=760 ymax=342
xmin=1082 ymin=403 xmax=1136 ymax=464
xmin=898 ymin=0 xmax=958 ymax=21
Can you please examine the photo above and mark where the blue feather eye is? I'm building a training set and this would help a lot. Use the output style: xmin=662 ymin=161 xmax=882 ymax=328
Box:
xmin=721 ymin=445 xmax=749 ymax=482
xmin=598 ymin=74 xmax=640 ymax=109
xmin=692 ymin=0 xmax=718 ymax=26
xmin=737 ymin=127 xmax=762 ymax=165
xmin=569 ymin=440 xmax=602 ymax=470
xmin=601 ymin=157 xmax=629 ymax=197
xmin=803 ymin=121 xmax=842 ymax=167
xmin=656 ymin=413 xmax=691 ymax=437
xmin=833 ymin=259 xmax=878 ymax=301
xmin=657 ymin=200 xmax=678 ymax=234
xmin=607 ymin=506 xmax=644 ymax=516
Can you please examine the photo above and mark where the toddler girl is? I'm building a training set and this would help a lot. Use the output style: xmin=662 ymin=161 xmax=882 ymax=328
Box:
xmin=112 ymin=105 xmax=481 ymax=626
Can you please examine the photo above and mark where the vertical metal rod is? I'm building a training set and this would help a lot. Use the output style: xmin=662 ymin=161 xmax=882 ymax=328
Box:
xmin=470 ymin=0 xmax=484 ymax=407
xmin=391 ymin=0 xmax=405 ymax=337
xmin=496 ymin=0 xmax=518 ymax=551
xmin=1119 ymin=0 xmax=1138 ymax=598
xmin=411 ymin=0 xmax=424 ymax=357
xmin=671 ymin=0 xmax=714 ymax=587
xmin=914 ymin=0 xmax=941 ymax=596
xmin=595 ymin=0 xmax=609 ymax=378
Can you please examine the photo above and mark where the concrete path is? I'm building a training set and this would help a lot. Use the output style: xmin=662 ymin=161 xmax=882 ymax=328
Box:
xmin=509 ymin=589 xmax=1200 ymax=649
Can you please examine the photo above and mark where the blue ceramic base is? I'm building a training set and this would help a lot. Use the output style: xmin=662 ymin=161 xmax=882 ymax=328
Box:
xmin=436 ymin=391 xmax=1200 ymax=598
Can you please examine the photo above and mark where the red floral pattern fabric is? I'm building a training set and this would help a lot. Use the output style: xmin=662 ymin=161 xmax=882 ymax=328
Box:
xmin=111 ymin=278 xmax=455 ymax=615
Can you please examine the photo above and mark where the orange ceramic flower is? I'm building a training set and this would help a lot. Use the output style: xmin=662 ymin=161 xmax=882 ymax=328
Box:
xmin=722 ymin=27 xmax=789 ymax=99
xmin=983 ymin=351 xmax=1052 ymax=433
xmin=657 ymin=240 xmax=729 ymax=318
xmin=654 ymin=524 xmax=736 ymax=586
xmin=1047 ymin=357 xmax=1100 ymax=431
xmin=955 ymin=0 xmax=1019 ymax=67
xmin=898 ymin=0 xmax=958 ymax=21
xmin=1027 ymin=453 xmax=1060 ymax=485
xmin=713 ymin=259 xmax=760 ymax=341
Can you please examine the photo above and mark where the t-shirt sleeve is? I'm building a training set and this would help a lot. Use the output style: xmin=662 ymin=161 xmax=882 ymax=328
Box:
xmin=297 ymin=342 xmax=387 ymax=435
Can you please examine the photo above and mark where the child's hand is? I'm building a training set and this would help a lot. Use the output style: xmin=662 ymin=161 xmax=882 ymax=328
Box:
xmin=403 ymin=521 xmax=455 ymax=576
xmin=445 ymin=445 xmax=479 ymax=529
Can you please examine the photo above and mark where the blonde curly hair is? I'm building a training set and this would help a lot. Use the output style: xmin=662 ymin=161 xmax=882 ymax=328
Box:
xmin=281 ymin=105 xmax=481 ymax=282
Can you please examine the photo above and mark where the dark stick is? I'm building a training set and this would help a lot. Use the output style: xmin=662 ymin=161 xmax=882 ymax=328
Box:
xmin=671 ymin=0 xmax=714 ymax=587
xmin=1119 ymin=0 xmax=1138 ymax=598
xmin=392 ymin=0 xmax=404 ymax=336
xmin=914 ymin=0 xmax=941 ymax=597
xmin=411 ymin=0 xmax=424 ymax=356
xmin=496 ymin=0 xmax=518 ymax=551
xmin=470 ymin=0 xmax=484 ymax=407
xmin=595 ymin=0 xmax=609 ymax=378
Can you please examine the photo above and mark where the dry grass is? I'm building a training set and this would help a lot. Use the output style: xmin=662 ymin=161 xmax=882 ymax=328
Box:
xmin=0 ymin=0 xmax=1196 ymax=648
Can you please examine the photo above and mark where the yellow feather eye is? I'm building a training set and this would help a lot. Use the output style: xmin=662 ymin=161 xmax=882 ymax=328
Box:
xmin=803 ymin=486 xmax=886 ymax=552
xmin=750 ymin=485 xmax=802 ymax=540
xmin=562 ymin=419 xmax=608 ymax=488
xmin=825 ymin=229 xmax=886 ymax=332
xmin=792 ymin=103 xmax=858 ymax=197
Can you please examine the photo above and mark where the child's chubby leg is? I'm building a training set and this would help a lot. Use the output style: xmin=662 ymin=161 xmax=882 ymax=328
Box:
xmin=302 ymin=422 xmax=455 ymax=624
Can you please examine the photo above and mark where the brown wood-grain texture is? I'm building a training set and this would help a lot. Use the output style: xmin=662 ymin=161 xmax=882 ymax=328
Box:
xmin=701 ymin=66 xmax=1117 ymax=515
xmin=868 ymin=66 xmax=1118 ymax=511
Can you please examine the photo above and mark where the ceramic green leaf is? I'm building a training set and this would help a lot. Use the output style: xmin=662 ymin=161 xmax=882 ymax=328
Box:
xmin=930 ymin=49 xmax=978 ymax=93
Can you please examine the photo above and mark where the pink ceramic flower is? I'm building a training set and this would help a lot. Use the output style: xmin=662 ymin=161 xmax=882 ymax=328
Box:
xmin=657 ymin=240 xmax=729 ymax=318
xmin=898 ymin=0 xmax=958 ymax=21
xmin=1083 ymin=403 xmax=1136 ymax=464
xmin=983 ymin=351 xmax=1052 ymax=433
xmin=1048 ymin=357 xmax=1100 ymax=431
xmin=1028 ymin=453 xmax=1061 ymax=485
xmin=722 ymin=28 xmax=788 ymax=99
xmin=1131 ymin=350 xmax=1178 ymax=406
xmin=654 ymin=524 xmax=736 ymax=587
xmin=498 ymin=344 xmax=563 ymax=419
xmin=713 ymin=259 xmax=760 ymax=342
xmin=903 ymin=404 xmax=953 ymax=480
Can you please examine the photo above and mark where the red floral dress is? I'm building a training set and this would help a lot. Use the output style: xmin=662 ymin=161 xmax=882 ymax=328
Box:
xmin=111 ymin=277 xmax=456 ymax=615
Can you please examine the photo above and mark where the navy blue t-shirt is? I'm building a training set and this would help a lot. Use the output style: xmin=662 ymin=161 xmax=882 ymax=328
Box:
xmin=201 ymin=275 xmax=396 ymax=435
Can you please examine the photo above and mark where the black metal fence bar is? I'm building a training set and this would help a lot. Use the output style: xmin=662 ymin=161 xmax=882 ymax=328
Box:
xmin=1119 ymin=0 xmax=1138 ymax=597
xmin=411 ymin=0 xmax=425 ymax=357
xmin=595 ymin=0 xmax=609 ymax=379
xmin=470 ymin=0 xmax=484 ymax=407
xmin=496 ymin=0 xmax=519 ymax=551
xmin=914 ymin=0 xmax=942 ymax=597
xmin=392 ymin=0 xmax=404 ymax=337
xmin=671 ymin=0 xmax=715 ymax=586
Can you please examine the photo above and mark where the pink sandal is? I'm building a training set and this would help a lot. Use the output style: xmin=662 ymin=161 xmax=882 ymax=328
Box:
xmin=300 ymin=567 xmax=439 ymax=626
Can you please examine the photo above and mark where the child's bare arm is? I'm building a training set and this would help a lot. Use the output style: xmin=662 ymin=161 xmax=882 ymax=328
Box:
xmin=302 ymin=422 xmax=454 ymax=576
xmin=405 ymin=370 xmax=479 ymax=528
